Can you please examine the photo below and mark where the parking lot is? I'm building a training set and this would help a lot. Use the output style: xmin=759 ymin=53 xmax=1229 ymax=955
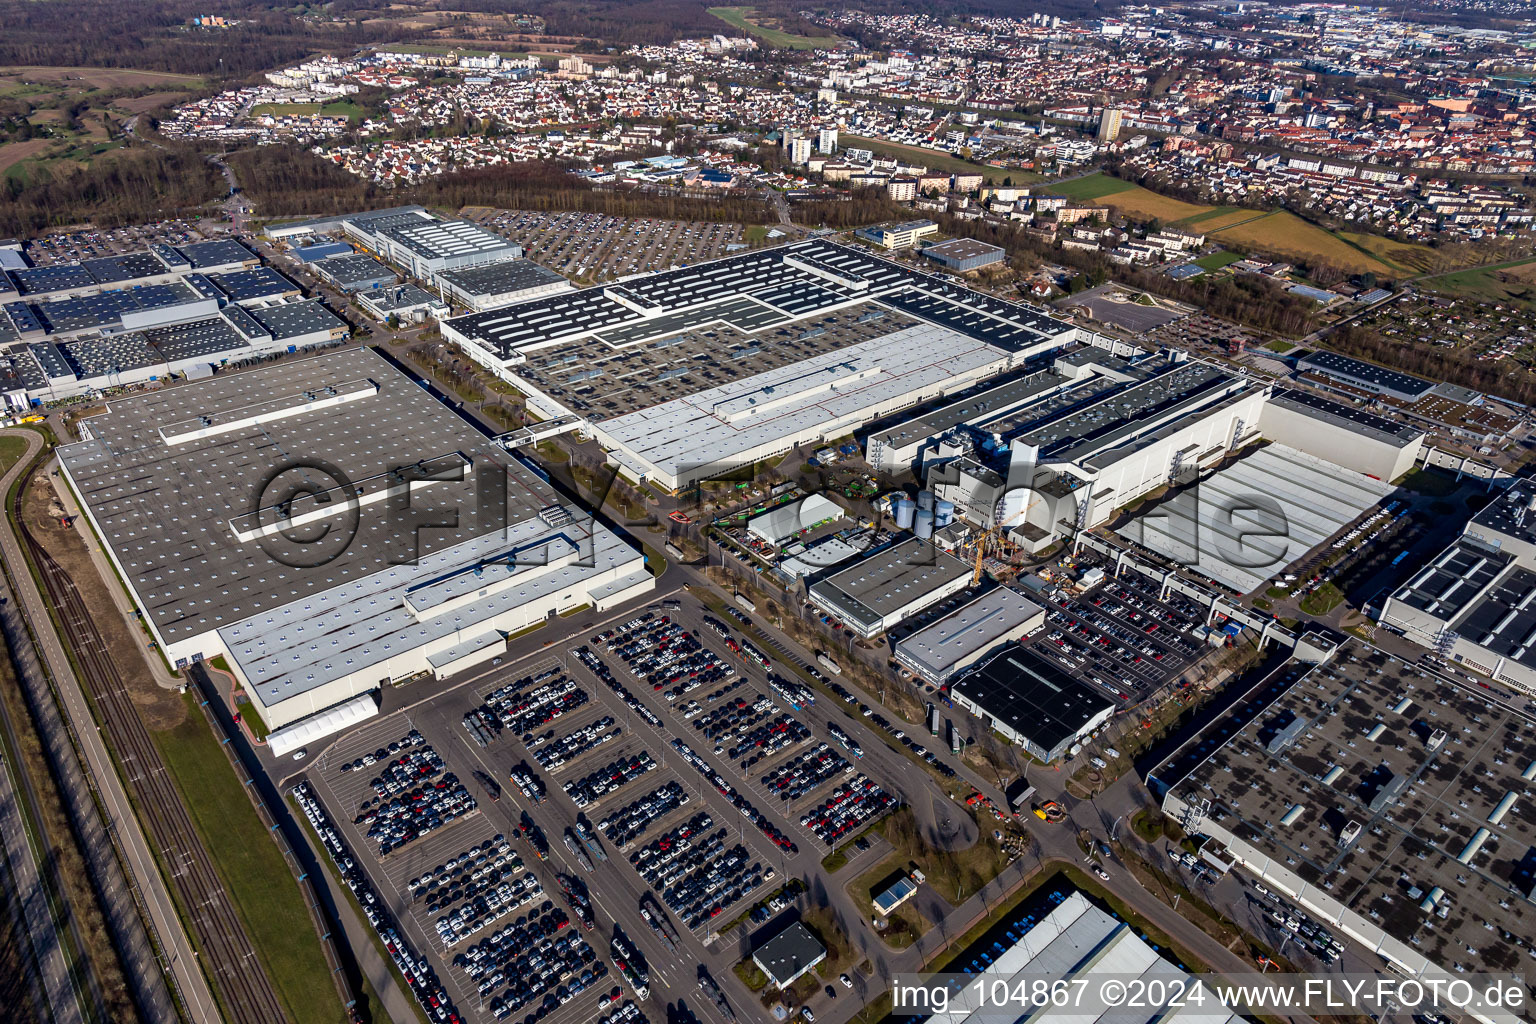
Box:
xmin=1020 ymin=559 xmax=1209 ymax=706
xmin=464 ymin=210 xmax=748 ymax=284
xmin=24 ymin=219 xmax=206 ymax=266
xmin=295 ymin=591 xmax=957 ymax=1024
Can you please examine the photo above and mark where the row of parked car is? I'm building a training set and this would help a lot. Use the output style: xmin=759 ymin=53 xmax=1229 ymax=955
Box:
xmin=530 ymin=716 xmax=619 ymax=770
xmin=574 ymin=645 xmax=664 ymax=732
xmin=597 ymin=779 xmax=690 ymax=847
xmin=353 ymin=744 xmax=477 ymax=856
xmin=564 ymin=751 xmax=657 ymax=808
xmin=692 ymin=692 xmax=776 ymax=741
xmin=458 ymin=903 xmax=608 ymax=1023
xmin=497 ymin=675 xmax=592 ymax=740
xmin=731 ymin=713 xmax=812 ymax=767
xmin=761 ymin=744 xmax=855 ymax=802
xmin=338 ymin=729 xmax=425 ymax=773
xmin=596 ymin=616 xmax=735 ymax=699
xmin=1250 ymin=881 xmax=1344 ymax=964
xmin=801 ymin=775 xmax=895 ymax=846
xmin=828 ymin=681 xmax=956 ymax=779
xmin=408 ymin=835 xmax=522 ymax=912
xmin=433 ymin=870 xmax=543 ymax=947
xmin=293 ymin=782 xmax=464 ymax=1024
xmin=669 ymin=738 xmax=799 ymax=854
xmin=646 ymin=826 xmax=768 ymax=930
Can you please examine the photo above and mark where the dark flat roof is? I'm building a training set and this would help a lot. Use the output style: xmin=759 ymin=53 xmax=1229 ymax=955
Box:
xmin=953 ymin=643 xmax=1113 ymax=752
xmin=1297 ymin=350 xmax=1433 ymax=399
xmin=1268 ymin=389 xmax=1423 ymax=446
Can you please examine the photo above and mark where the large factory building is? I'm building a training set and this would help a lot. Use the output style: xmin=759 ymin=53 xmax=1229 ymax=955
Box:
xmin=57 ymin=348 xmax=653 ymax=735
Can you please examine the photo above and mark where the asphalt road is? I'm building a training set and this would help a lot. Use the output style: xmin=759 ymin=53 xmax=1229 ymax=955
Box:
xmin=0 ymin=655 xmax=87 ymax=1024
xmin=0 ymin=430 xmax=212 ymax=1023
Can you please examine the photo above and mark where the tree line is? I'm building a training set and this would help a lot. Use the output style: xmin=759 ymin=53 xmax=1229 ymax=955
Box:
xmin=1327 ymin=323 xmax=1536 ymax=407
xmin=0 ymin=145 xmax=221 ymax=237
xmin=939 ymin=211 xmax=1320 ymax=337
xmin=0 ymin=0 xmax=393 ymax=79
xmin=226 ymin=146 xmax=774 ymax=224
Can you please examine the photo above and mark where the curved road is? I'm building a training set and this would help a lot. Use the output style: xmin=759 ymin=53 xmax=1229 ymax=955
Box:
xmin=0 ymin=429 xmax=213 ymax=1023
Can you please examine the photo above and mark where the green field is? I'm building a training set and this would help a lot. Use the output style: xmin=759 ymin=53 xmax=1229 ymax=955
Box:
xmin=252 ymin=99 xmax=365 ymax=122
xmin=840 ymin=134 xmax=1024 ymax=184
xmin=0 ymin=434 xmax=28 ymax=472
xmin=1193 ymin=250 xmax=1243 ymax=271
xmin=1047 ymin=172 xmax=1136 ymax=201
xmin=151 ymin=695 xmax=350 ymax=1024
xmin=707 ymin=6 xmax=840 ymax=48
xmin=1421 ymin=257 xmax=1536 ymax=309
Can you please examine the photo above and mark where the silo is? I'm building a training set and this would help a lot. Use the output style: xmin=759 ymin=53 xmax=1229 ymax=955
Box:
xmin=915 ymin=509 xmax=934 ymax=539
xmin=894 ymin=499 xmax=916 ymax=530
xmin=934 ymin=500 xmax=955 ymax=528
xmin=916 ymin=490 xmax=935 ymax=512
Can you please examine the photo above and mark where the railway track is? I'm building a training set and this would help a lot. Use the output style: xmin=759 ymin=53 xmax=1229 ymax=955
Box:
xmin=22 ymin=526 xmax=289 ymax=1024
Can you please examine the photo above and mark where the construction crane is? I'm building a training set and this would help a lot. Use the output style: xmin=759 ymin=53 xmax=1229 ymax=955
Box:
xmin=970 ymin=498 xmax=1036 ymax=586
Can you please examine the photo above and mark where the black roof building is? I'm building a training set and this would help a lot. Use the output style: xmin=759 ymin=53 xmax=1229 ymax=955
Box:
xmin=951 ymin=643 xmax=1114 ymax=762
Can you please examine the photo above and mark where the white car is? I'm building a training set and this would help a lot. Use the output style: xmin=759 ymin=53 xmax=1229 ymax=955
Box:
xmin=839 ymin=974 xmax=853 ymax=989
xmin=1093 ymin=866 xmax=1110 ymax=881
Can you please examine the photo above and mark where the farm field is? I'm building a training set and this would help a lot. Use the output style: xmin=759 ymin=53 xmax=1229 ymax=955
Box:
xmin=0 ymin=65 xmax=202 ymax=180
xmin=0 ymin=65 xmax=199 ymax=88
xmin=1178 ymin=208 xmax=1268 ymax=232
xmin=708 ymin=6 xmax=841 ymax=48
xmin=1048 ymin=172 xmax=1135 ymax=200
xmin=251 ymin=100 xmax=365 ymax=122
xmin=1422 ymin=257 xmax=1536 ymax=309
xmin=0 ymin=138 xmax=51 ymax=174
xmin=1045 ymin=173 xmax=1414 ymax=274
xmin=1209 ymin=211 xmax=1396 ymax=275
xmin=841 ymin=134 xmax=1024 ymax=183
xmin=1336 ymin=231 xmax=1439 ymax=274
xmin=1048 ymin=173 xmax=1212 ymax=222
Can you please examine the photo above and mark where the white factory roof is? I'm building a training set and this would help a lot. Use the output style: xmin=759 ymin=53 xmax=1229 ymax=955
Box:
xmin=1117 ymin=443 xmax=1393 ymax=593
xmin=596 ymin=322 xmax=1010 ymax=482
xmin=267 ymin=692 xmax=379 ymax=757
xmin=895 ymin=587 xmax=1044 ymax=680
xmin=931 ymin=891 xmax=1240 ymax=1024
xmin=382 ymin=218 xmax=518 ymax=262
xmin=221 ymin=520 xmax=638 ymax=705
xmin=748 ymin=493 xmax=846 ymax=546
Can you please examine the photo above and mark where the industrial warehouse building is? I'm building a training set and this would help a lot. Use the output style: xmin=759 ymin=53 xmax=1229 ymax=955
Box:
xmin=1117 ymin=443 xmax=1395 ymax=593
xmin=876 ymin=344 xmax=1424 ymax=571
xmin=1295 ymin=350 xmax=1435 ymax=402
xmin=56 ymin=347 xmax=653 ymax=734
xmin=1152 ymin=642 xmax=1535 ymax=1022
xmin=437 ymin=258 xmax=574 ymax=311
xmin=950 ymin=644 xmax=1113 ymax=762
xmin=894 ymin=588 xmax=1045 ymax=684
xmin=747 ymin=493 xmax=845 ymax=547
xmin=0 ymin=232 xmax=346 ymax=406
xmin=922 ymin=238 xmax=1006 ymax=272
xmin=356 ymin=285 xmax=449 ymax=325
xmin=927 ymin=890 xmax=1240 ymax=1024
xmin=442 ymin=238 xmax=1085 ymax=490
xmin=1378 ymin=482 xmax=1536 ymax=695
xmin=341 ymin=209 xmax=523 ymax=280
xmin=855 ymin=219 xmax=938 ymax=250
xmin=752 ymin=922 xmax=826 ymax=990
xmin=312 ymin=252 xmax=398 ymax=293
xmin=809 ymin=537 xmax=974 ymax=638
